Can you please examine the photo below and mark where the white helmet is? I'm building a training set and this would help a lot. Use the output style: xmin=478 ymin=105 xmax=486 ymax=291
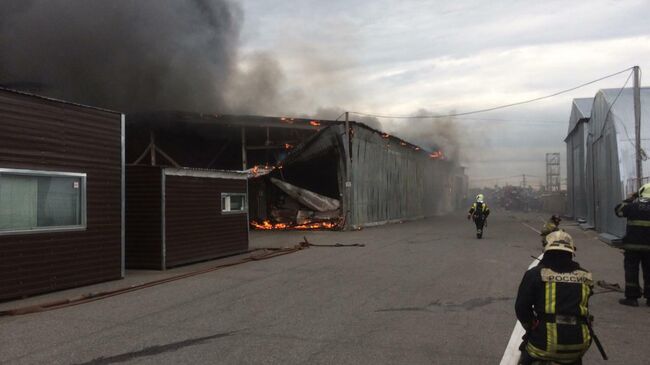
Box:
xmin=544 ymin=231 xmax=576 ymax=254
xmin=476 ymin=194 xmax=484 ymax=203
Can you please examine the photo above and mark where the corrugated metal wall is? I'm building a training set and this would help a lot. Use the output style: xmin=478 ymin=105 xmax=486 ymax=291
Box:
xmin=585 ymin=132 xmax=596 ymax=228
xmin=565 ymin=98 xmax=593 ymax=221
xmin=164 ymin=174 xmax=248 ymax=268
xmin=592 ymin=126 xmax=625 ymax=236
xmin=125 ymin=165 xmax=162 ymax=269
xmin=566 ymin=122 xmax=588 ymax=220
xmin=0 ymin=89 xmax=123 ymax=301
xmin=586 ymin=88 xmax=650 ymax=237
xmin=348 ymin=125 xmax=455 ymax=227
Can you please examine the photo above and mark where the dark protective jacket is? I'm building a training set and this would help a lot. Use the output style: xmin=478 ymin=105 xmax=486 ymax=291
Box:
xmin=540 ymin=222 xmax=559 ymax=237
xmin=540 ymin=222 xmax=560 ymax=246
xmin=468 ymin=202 xmax=490 ymax=219
xmin=515 ymin=253 xmax=592 ymax=363
xmin=615 ymin=197 xmax=650 ymax=247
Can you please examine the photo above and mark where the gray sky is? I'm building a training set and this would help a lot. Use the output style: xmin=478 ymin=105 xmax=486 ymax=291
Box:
xmin=237 ymin=0 xmax=650 ymax=187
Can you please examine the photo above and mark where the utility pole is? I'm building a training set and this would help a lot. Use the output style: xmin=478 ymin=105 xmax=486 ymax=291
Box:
xmin=633 ymin=65 xmax=643 ymax=189
xmin=343 ymin=112 xmax=353 ymax=229
xmin=241 ymin=127 xmax=247 ymax=170
xmin=521 ymin=174 xmax=527 ymax=188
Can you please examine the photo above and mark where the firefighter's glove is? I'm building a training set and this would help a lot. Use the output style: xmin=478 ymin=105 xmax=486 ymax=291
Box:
xmin=467 ymin=214 xmax=471 ymax=220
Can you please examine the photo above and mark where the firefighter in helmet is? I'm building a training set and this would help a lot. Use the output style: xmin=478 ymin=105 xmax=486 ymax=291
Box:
xmin=468 ymin=193 xmax=490 ymax=238
xmin=516 ymin=231 xmax=593 ymax=365
xmin=615 ymin=182 xmax=650 ymax=307
xmin=540 ymin=214 xmax=562 ymax=247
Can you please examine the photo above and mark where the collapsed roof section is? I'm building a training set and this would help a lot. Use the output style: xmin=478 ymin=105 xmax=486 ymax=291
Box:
xmin=124 ymin=111 xmax=467 ymax=230
xmin=249 ymin=121 xmax=467 ymax=230
xmin=128 ymin=111 xmax=339 ymax=131
xmin=126 ymin=111 xmax=336 ymax=171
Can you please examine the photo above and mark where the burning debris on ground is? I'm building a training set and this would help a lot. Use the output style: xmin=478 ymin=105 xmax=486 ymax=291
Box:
xmin=250 ymin=178 xmax=343 ymax=230
xmin=251 ymin=220 xmax=339 ymax=230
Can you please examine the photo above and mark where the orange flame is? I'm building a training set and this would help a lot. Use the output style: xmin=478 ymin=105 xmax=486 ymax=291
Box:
xmin=250 ymin=164 xmax=275 ymax=177
xmin=309 ymin=120 xmax=321 ymax=127
xmin=381 ymin=133 xmax=390 ymax=139
xmin=429 ymin=150 xmax=445 ymax=160
xmin=251 ymin=220 xmax=338 ymax=230
xmin=284 ymin=143 xmax=294 ymax=149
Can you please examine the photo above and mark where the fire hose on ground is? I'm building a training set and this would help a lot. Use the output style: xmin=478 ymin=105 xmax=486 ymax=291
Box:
xmin=0 ymin=238 xmax=364 ymax=317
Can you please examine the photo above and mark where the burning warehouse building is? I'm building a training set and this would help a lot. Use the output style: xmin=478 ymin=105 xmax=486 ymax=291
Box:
xmin=123 ymin=113 xmax=333 ymax=269
xmin=127 ymin=113 xmax=468 ymax=231
xmin=249 ymin=122 xmax=468 ymax=230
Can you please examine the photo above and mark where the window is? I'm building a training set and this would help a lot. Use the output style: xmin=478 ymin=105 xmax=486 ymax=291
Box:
xmin=221 ymin=193 xmax=247 ymax=214
xmin=0 ymin=169 xmax=86 ymax=234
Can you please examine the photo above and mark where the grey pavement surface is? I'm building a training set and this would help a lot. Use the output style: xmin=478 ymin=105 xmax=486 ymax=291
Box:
xmin=1 ymin=211 xmax=649 ymax=364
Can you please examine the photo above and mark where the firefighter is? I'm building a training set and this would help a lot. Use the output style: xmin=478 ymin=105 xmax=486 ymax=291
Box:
xmin=540 ymin=214 xmax=562 ymax=247
xmin=516 ymin=231 xmax=593 ymax=365
xmin=468 ymin=194 xmax=490 ymax=238
xmin=614 ymin=183 xmax=650 ymax=307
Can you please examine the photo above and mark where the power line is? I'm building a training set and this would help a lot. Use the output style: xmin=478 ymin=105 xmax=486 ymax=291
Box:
xmin=348 ymin=67 xmax=634 ymax=120
xmin=597 ymin=70 xmax=633 ymax=140
xmin=448 ymin=117 xmax=565 ymax=124
xmin=469 ymin=174 xmax=541 ymax=182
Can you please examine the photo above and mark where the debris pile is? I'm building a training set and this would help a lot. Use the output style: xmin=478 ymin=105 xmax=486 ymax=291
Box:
xmin=251 ymin=178 xmax=342 ymax=230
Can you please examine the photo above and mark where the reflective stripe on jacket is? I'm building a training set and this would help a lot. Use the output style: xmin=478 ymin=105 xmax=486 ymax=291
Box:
xmin=468 ymin=202 xmax=490 ymax=217
xmin=615 ymin=199 xmax=650 ymax=246
xmin=515 ymin=263 xmax=593 ymax=363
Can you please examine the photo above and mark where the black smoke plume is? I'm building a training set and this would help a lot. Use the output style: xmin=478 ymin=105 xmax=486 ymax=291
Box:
xmin=0 ymin=0 xmax=242 ymax=112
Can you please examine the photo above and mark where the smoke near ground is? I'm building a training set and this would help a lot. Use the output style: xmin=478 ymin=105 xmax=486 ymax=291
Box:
xmin=0 ymin=0 xmax=242 ymax=112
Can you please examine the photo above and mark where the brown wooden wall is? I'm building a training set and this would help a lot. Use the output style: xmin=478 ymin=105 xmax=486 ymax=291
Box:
xmin=125 ymin=165 xmax=162 ymax=269
xmin=164 ymin=174 xmax=248 ymax=268
xmin=0 ymin=89 xmax=123 ymax=301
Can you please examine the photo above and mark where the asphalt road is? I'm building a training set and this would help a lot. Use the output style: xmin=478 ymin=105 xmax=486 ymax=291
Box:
xmin=1 ymin=211 xmax=649 ymax=364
